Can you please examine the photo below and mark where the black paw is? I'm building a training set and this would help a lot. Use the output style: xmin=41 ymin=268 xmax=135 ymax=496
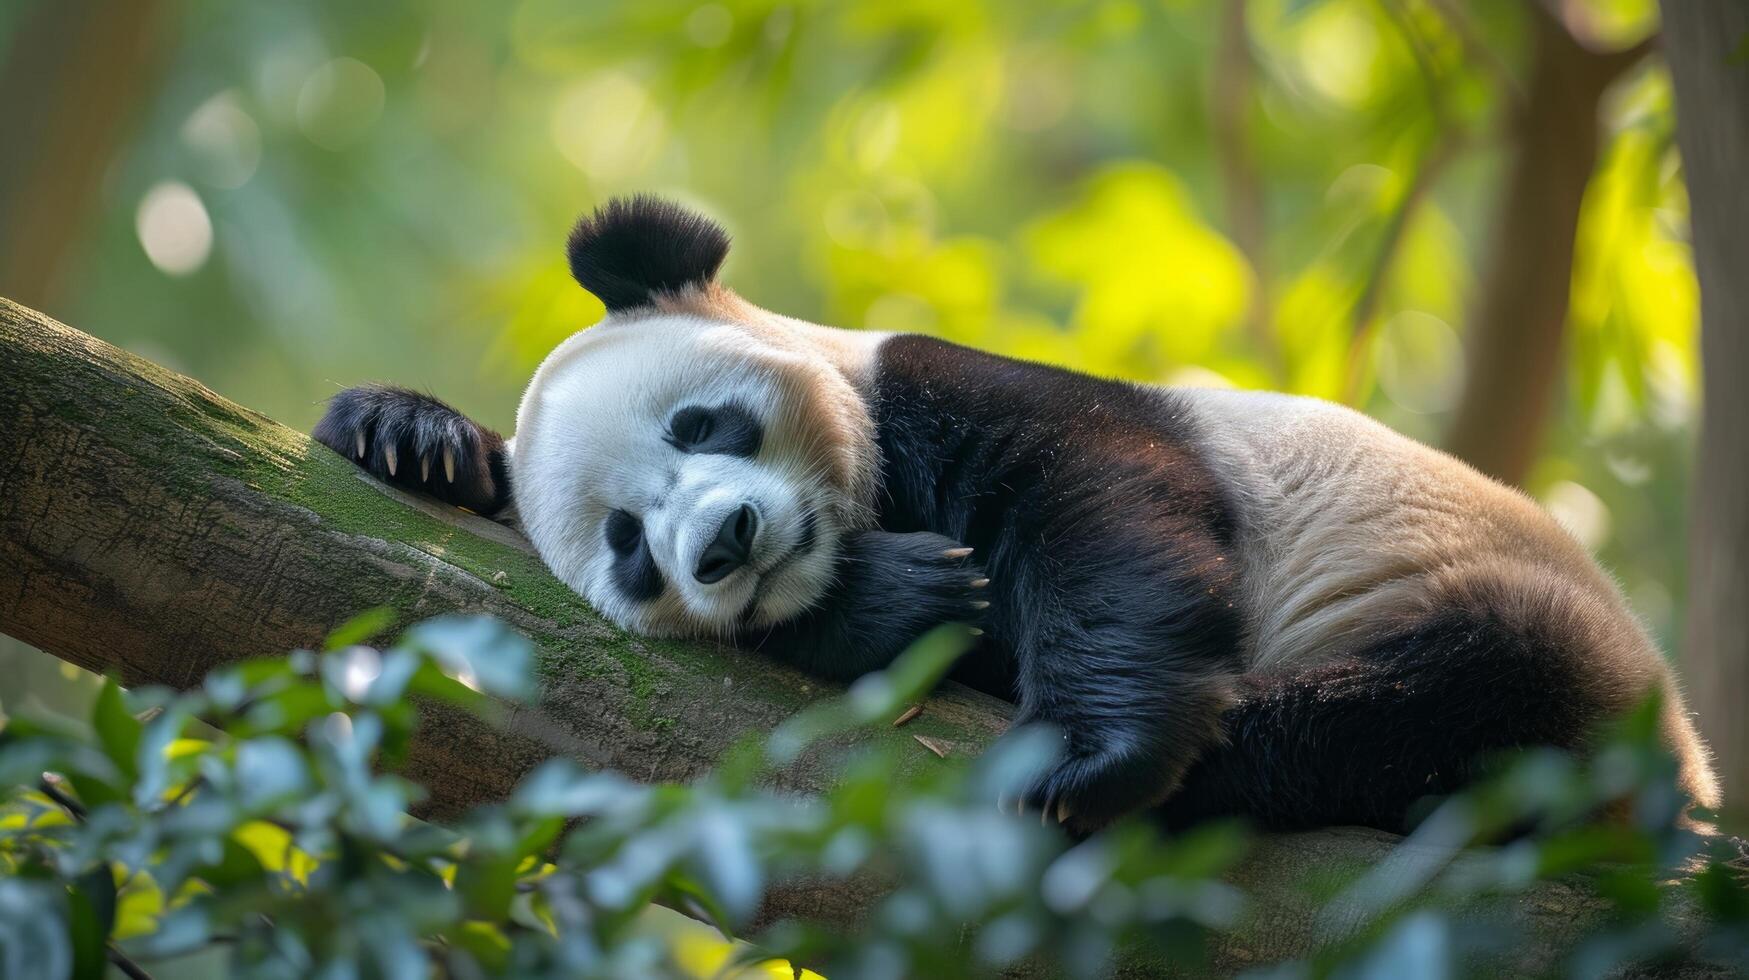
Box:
xmin=754 ymin=531 xmax=991 ymax=680
xmin=313 ymin=385 xmax=509 ymax=515
xmin=838 ymin=530 xmax=990 ymax=637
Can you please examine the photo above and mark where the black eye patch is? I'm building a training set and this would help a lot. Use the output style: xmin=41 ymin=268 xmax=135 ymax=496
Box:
xmin=604 ymin=509 xmax=662 ymax=601
xmin=665 ymin=403 xmax=762 ymax=458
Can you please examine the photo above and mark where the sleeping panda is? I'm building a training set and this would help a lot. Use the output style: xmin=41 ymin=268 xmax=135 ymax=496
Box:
xmin=314 ymin=196 xmax=1718 ymax=834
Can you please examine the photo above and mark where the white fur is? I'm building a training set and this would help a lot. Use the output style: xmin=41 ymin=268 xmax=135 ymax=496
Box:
xmin=509 ymin=305 xmax=885 ymax=639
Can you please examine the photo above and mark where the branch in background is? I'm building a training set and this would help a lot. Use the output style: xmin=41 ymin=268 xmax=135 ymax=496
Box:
xmin=1212 ymin=0 xmax=1282 ymax=382
xmin=1442 ymin=6 xmax=1655 ymax=486
xmin=0 ymin=298 xmax=1731 ymax=973
xmin=1343 ymin=0 xmax=1465 ymax=406
xmin=1658 ymin=0 xmax=1749 ymax=811
xmin=0 ymin=0 xmax=166 ymax=312
xmin=1425 ymin=0 xmax=1526 ymax=106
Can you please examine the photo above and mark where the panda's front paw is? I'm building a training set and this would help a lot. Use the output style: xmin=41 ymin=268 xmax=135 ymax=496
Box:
xmin=840 ymin=530 xmax=990 ymax=637
xmin=313 ymin=385 xmax=508 ymax=514
xmin=759 ymin=530 xmax=990 ymax=679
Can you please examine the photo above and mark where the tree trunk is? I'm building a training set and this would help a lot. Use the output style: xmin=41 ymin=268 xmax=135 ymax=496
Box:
xmin=0 ymin=298 xmax=1731 ymax=974
xmin=1442 ymin=8 xmax=1649 ymax=486
xmin=1660 ymin=0 xmax=1749 ymax=811
xmin=0 ymin=0 xmax=166 ymax=312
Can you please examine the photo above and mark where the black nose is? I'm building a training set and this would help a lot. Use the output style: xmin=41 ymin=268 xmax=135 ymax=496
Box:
xmin=694 ymin=504 xmax=759 ymax=584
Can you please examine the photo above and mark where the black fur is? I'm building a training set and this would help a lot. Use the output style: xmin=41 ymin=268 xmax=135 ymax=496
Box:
xmin=312 ymin=195 xmax=1647 ymax=835
xmin=751 ymin=530 xmax=988 ymax=680
xmin=605 ymin=510 xmax=664 ymax=602
xmin=566 ymin=196 xmax=731 ymax=311
xmin=1158 ymin=606 xmax=1611 ymax=834
xmin=312 ymin=385 xmax=510 ymax=515
xmin=760 ymin=335 xmax=1248 ymax=833
xmin=757 ymin=336 xmax=1626 ymax=835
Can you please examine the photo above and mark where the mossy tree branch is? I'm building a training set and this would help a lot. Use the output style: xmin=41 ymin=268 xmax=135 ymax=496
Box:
xmin=0 ymin=299 xmax=1730 ymax=974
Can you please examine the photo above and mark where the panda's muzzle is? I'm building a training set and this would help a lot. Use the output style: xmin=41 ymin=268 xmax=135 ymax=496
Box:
xmin=694 ymin=503 xmax=760 ymax=584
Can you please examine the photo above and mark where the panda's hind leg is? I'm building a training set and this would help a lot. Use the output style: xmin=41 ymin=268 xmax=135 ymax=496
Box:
xmin=1160 ymin=569 xmax=1701 ymax=833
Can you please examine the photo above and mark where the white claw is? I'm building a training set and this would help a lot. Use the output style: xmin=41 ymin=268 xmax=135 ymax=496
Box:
xmin=1016 ymin=799 xmax=1027 ymax=818
xmin=354 ymin=430 xmax=366 ymax=459
xmin=443 ymin=446 xmax=456 ymax=483
xmin=384 ymin=445 xmax=397 ymax=477
xmin=420 ymin=454 xmax=430 ymax=482
xmin=970 ymin=600 xmax=990 ymax=611
xmin=967 ymin=627 xmax=985 ymax=637
xmin=970 ymin=578 xmax=990 ymax=589
xmin=942 ymin=547 xmax=974 ymax=560
xmin=1056 ymin=799 xmax=1072 ymax=825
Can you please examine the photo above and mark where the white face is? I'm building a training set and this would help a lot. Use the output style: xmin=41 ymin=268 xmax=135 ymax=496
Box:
xmin=510 ymin=310 xmax=880 ymax=639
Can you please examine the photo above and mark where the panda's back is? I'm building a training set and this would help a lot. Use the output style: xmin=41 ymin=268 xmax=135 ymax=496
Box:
xmin=1172 ymin=387 xmax=1632 ymax=673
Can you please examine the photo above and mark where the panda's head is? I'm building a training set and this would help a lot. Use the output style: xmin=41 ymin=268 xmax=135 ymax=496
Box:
xmin=510 ymin=197 xmax=883 ymax=638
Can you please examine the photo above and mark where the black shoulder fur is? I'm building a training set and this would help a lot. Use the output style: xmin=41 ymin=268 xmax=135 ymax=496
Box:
xmin=565 ymin=196 xmax=731 ymax=311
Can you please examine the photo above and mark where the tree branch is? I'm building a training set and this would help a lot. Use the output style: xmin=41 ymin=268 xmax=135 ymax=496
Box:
xmin=0 ymin=299 xmax=1729 ymax=974
xmin=1441 ymin=6 xmax=1649 ymax=485
xmin=1212 ymin=0 xmax=1281 ymax=382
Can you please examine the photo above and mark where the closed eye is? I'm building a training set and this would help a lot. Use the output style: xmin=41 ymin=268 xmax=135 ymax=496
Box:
xmin=665 ymin=403 xmax=762 ymax=458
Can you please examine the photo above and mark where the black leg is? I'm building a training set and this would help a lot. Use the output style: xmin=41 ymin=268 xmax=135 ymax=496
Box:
xmin=998 ymin=534 xmax=1245 ymax=835
xmin=313 ymin=384 xmax=511 ymax=516
xmin=1159 ymin=607 xmax=1620 ymax=834
xmin=750 ymin=530 xmax=989 ymax=682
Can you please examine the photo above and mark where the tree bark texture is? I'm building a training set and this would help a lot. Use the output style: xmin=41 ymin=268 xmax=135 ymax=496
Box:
xmin=0 ymin=299 xmax=1732 ymax=974
xmin=1660 ymin=0 xmax=1749 ymax=812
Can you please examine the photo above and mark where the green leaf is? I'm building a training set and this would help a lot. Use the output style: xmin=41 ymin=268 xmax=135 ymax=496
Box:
xmin=92 ymin=679 xmax=143 ymax=785
xmin=120 ymin=904 xmax=210 ymax=960
xmin=690 ymin=810 xmax=762 ymax=929
xmin=0 ymin=879 xmax=73 ymax=980
xmin=235 ymin=737 xmax=311 ymax=812
xmin=71 ymin=866 xmax=116 ymax=942
xmin=133 ymin=706 xmax=191 ymax=808
xmin=324 ymin=607 xmax=398 ymax=651
xmin=767 ymin=625 xmax=971 ymax=764
xmin=455 ymin=853 xmax=520 ymax=921
xmin=399 ymin=616 xmax=535 ymax=701
xmin=195 ymin=836 xmax=269 ymax=889
xmin=511 ymin=759 xmax=643 ymax=818
xmin=444 ymin=921 xmax=511 ymax=974
xmin=67 ymin=865 xmax=115 ymax=980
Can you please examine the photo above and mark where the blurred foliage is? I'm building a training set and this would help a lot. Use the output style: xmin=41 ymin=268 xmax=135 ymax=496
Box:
xmin=0 ymin=0 xmax=1695 ymax=648
xmin=0 ymin=3 xmax=1731 ymax=974
xmin=1 ymin=615 xmax=1745 ymax=979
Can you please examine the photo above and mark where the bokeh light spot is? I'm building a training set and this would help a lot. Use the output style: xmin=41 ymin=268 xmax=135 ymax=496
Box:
xmin=181 ymin=90 xmax=262 ymax=189
xmin=135 ymin=181 xmax=214 ymax=277
xmin=1374 ymin=311 xmax=1462 ymax=415
xmin=550 ymin=73 xmax=668 ymax=182
xmin=1543 ymin=480 xmax=1613 ymax=552
xmin=296 ymin=57 xmax=386 ymax=150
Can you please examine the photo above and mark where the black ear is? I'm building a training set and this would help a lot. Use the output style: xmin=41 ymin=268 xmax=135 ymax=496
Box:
xmin=565 ymin=195 xmax=731 ymax=312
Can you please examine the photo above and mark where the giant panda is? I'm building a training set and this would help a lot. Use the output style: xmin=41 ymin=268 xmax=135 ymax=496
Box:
xmin=314 ymin=195 xmax=1718 ymax=834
